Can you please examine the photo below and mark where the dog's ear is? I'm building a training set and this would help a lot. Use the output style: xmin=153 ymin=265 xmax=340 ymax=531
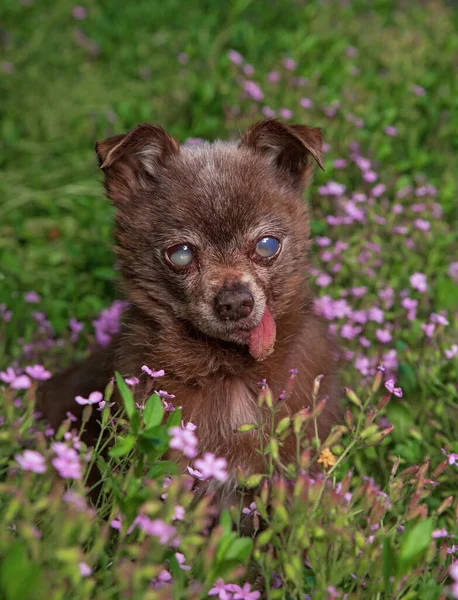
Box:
xmin=95 ymin=124 xmax=180 ymax=204
xmin=240 ymin=118 xmax=324 ymax=191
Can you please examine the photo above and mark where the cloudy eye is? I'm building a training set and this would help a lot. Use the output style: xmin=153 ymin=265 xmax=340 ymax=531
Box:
xmin=255 ymin=236 xmax=281 ymax=259
xmin=165 ymin=244 xmax=195 ymax=268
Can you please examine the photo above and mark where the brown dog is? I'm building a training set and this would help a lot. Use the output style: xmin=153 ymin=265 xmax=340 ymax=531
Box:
xmin=37 ymin=119 xmax=341 ymax=499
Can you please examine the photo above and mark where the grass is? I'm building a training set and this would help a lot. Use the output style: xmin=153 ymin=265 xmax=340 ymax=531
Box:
xmin=0 ymin=0 xmax=458 ymax=598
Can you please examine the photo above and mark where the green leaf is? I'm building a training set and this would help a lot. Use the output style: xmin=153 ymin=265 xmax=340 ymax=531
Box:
xmin=166 ymin=408 xmax=182 ymax=428
xmin=224 ymin=537 xmax=253 ymax=562
xmin=398 ymin=518 xmax=433 ymax=574
xmin=382 ymin=536 xmax=396 ymax=592
xmin=143 ymin=393 xmax=164 ymax=428
xmin=115 ymin=371 xmax=135 ymax=420
xmin=0 ymin=541 xmax=42 ymax=600
xmin=109 ymin=434 xmax=137 ymax=458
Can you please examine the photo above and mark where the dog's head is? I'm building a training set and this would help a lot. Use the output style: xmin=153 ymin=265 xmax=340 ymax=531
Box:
xmin=96 ymin=119 xmax=323 ymax=361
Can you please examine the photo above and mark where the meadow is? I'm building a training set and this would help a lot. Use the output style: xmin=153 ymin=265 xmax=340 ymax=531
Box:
xmin=0 ymin=0 xmax=458 ymax=598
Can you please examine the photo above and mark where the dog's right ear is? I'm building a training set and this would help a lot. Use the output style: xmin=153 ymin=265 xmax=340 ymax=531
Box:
xmin=95 ymin=124 xmax=180 ymax=204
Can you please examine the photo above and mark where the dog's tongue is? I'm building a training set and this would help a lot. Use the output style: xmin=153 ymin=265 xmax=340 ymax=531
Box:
xmin=248 ymin=307 xmax=276 ymax=361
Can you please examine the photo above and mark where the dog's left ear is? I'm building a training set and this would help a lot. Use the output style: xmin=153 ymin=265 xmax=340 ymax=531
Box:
xmin=240 ymin=118 xmax=324 ymax=191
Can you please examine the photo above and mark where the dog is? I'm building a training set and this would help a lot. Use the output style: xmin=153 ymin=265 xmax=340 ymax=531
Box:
xmin=37 ymin=118 xmax=341 ymax=504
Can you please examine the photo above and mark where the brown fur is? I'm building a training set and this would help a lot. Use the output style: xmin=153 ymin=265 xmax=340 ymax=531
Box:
xmin=37 ymin=119 xmax=341 ymax=500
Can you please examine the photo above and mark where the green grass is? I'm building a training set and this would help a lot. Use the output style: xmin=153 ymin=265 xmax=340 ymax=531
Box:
xmin=0 ymin=1 xmax=458 ymax=598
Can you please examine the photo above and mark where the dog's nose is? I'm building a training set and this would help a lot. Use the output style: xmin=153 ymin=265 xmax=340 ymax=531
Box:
xmin=214 ymin=284 xmax=254 ymax=321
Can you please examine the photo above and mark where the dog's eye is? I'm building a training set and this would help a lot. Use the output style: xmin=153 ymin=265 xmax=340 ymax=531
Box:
xmin=255 ymin=236 xmax=281 ymax=259
xmin=165 ymin=244 xmax=195 ymax=268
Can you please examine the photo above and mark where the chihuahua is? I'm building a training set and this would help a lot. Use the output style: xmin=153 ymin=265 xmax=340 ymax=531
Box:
xmin=37 ymin=118 xmax=341 ymax=500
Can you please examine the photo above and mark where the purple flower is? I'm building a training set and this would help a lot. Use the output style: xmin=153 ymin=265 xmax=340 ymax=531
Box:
xmin=25 ymin=364 xmax=52 ymax=380
xmin=194 ymin=453 xmax=228 ymax=482
xmin=411 ymin=84 xmax=426 ymax=97
xmin=319 ymin=181 xmax=346 ymax=196
xmin=316 ymin=236 xmax=331 ymax=247
xmin=135 ymin=516 xmax=176 ymax=544
xmin=442 ymin=449 xmax=458 ymax=465
xmin=69 ymin=318 xmax=84 ymax=334
xmin=157 ymin=390 xmax=175 ymax=399
xmin=64 ymin=491 xmax=87 ymax=512
xmin=243 ymin=64 xmax=254 ymax=76
xmin=169 ymin=426 xmax=198 ymax=458
xmin=300 ymin=97 xmax=313 ymax=109
xmin=24 ymin=291 xmax=41 ymax=303
xmin=125 ymin=376 xmax=139 ymax=385
xmin=228 ymin=49 xmax=243 ymax=65
xmin=141 ymin=365 xmax=165 ymax=378
xmin=340 ymin=324 xmax=362 ymax=340
xmin=51 ymin=443 xmax=82 ymax=480
xmin=279 ymin=108 xmax=293 ymax=120
xmin=15 ymin=450 xmax=47 ymax=474
xmin=333 ymin=159 xmax=347 ymax=169
xmin=316 ymin=273 xmax=332 ymax=288
xmin=72 ymin=6 xmax=87 ymax=19
xmin=448 ymin=262 xmax=458 ymax=282
xmin=79 ymin=562 xmax=92 ymax=577
xmin=0 ymin=367 xmax=17 ymax=384
xmin=283 ymin=58 xmax=296 ymax=70
xmin=368 ymin=307 xmax=384 ymax=323
xmin=385 ymin=380 xmax=403 ymax=398
xmin=414 ymin=218 xmax=430 ymax=232
xmin=11 ymin=375 xmax=32 ymax=390
xmin=209 ymin=579 xmax=237 ymax=599
xmin=363 ymin=170 xmax=378 ymax=183
xmin=97 ymin=400 xmax=115 ymax=411
xmin=410 ymin=272 xmax=427 ymax=293
xmin=267 ymin=71 xmax=280 ymax=83
xmin=233 ymin=583 xmax=261 ymax=600
xmin=421 ymin=323 xmax=435 ymax=338
xmin=445 ymin=345 xmax=458 ymax=360
xmin=430 ymin=313 xmax=449 ymax=326
xmin=432 ymin=528 xmax=448 ymax=539
xmin=376 ymin=329 xmax=392 ymax=344
xmin=243 ymin=80 xmax=264 ymax=101
xmin=384 ymin=125 xmax=398 ymax=136
xmin=262 ymin=106 xmax=275 ymax=118
xmin=186 ymin=466 xmax=204 ymax=480
xmin=93 ymin=300 xmax=126 ymax=347
xmin=175 ymin=552 xmax=191 ymax=571
xmin=75 ymin=391 xmax=103 ymax=405
xmin=174 ymin=505 xmax=185 ymax=521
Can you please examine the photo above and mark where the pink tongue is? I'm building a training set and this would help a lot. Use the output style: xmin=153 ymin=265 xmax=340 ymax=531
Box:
xmin=248 ymin=307 xmax=276 ymax=361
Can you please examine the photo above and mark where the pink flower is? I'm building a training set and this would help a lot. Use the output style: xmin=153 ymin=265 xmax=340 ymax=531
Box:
xmin=414 ymin=218 xmax=430 ymax=232
xmin=448 ymin=262 xmax=458 ymax=282
xmin=421 ymin=323 xmax=435 ymax=338
xmin=228 ymin=49 xmax=243 ymax=65
xmin=24 ymin=291 xmax=41 ymax=303
xmin=125 ymin=376 xmax=139 ymax=385
xmin=316 ymin=236 xmax=332 ymax=247
xmin=442 ymin=449 xmax=458 ymax=466
xmin=135 ymin=516 xmax=176 ymax=544
xmin=75 ymin=391 xmax=103 ymax=405
xmin=316 ymin=273 xmax=332 ymax=288
xmin=376 ymin=329 xmax=392 ymax=344
xmin=51 ymin=443 xmax=82 ymax=480
xmin=169 ymin=426 xmax=198 ymax=458
xmin=194 ymin=453 xmax=228 ymax=482
xmin=445 ymin=345 xmax=458 ymax=360
xmin=410 ymin=272 xmax=427 ymax=293
xmin=261 ymin=106 xmax=275 ymax=118
xmin=363 ymin=170 xmax=378 ymax=183
xmin=385 ymin=380 xmax=403 ymax=398
xmin=243 ymin=80 xmax=264 ymax=101
xmin=72 ymin=6 xmax=87 ymax=19
xmin=97 ymin=400 xmax=115 ymax=411
xmin=432 ymin=528 xmax=448 ymax=539
xmin=243 ymin=64 xmax=254 ymax=76
xmin=300 ymin=97 xmax=313 ymax=109
xmin=430 ymin=313 xmax=449 ymax=326
xmin=209 ymin=579 xmax=238 ymax=599
xmin=141 ymin=365 xmax=165 ymax=378
xmin=267 ymin=71 xmax=280 ymax=83
xmin=174 ymin=505 xmax=185 ymax=520
xmin=411 ymin=84 xmax=426 ymax=97
xmin=175 ymin=552 xmax=191 ymax=571
xmin=384 ymin=126 xmax=398 ymax=136
xmin=79 ymin=562 xmax=92 ymax=577
xmin=15 ymin=450 xmax=47 ymax=474
xmin=283 ymin=58 xmax=296 ymax=70
xmin=187 ymin=466 xmax=204 ymax=480
xmin=233 ymin=583 xmax=261 ymax=600
xmin=333 ymin=159 xmax=347 ymax=169
xmin=340 ymin=324 xmax=362 ymax=340
xmin=157 ymin=390 xmax=175 ymax=399
xmin=11 ymin=375 xmax=32 ymax=390
xmin=279 ymin=108 xmax=292 ymax=120
xmin=368 ymin=307 xmax=384 ymax=323
xmin=25 ymin=365 xmax=52 ymax=380
xmin=0 ymin=367 xmax=17 ymax=384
